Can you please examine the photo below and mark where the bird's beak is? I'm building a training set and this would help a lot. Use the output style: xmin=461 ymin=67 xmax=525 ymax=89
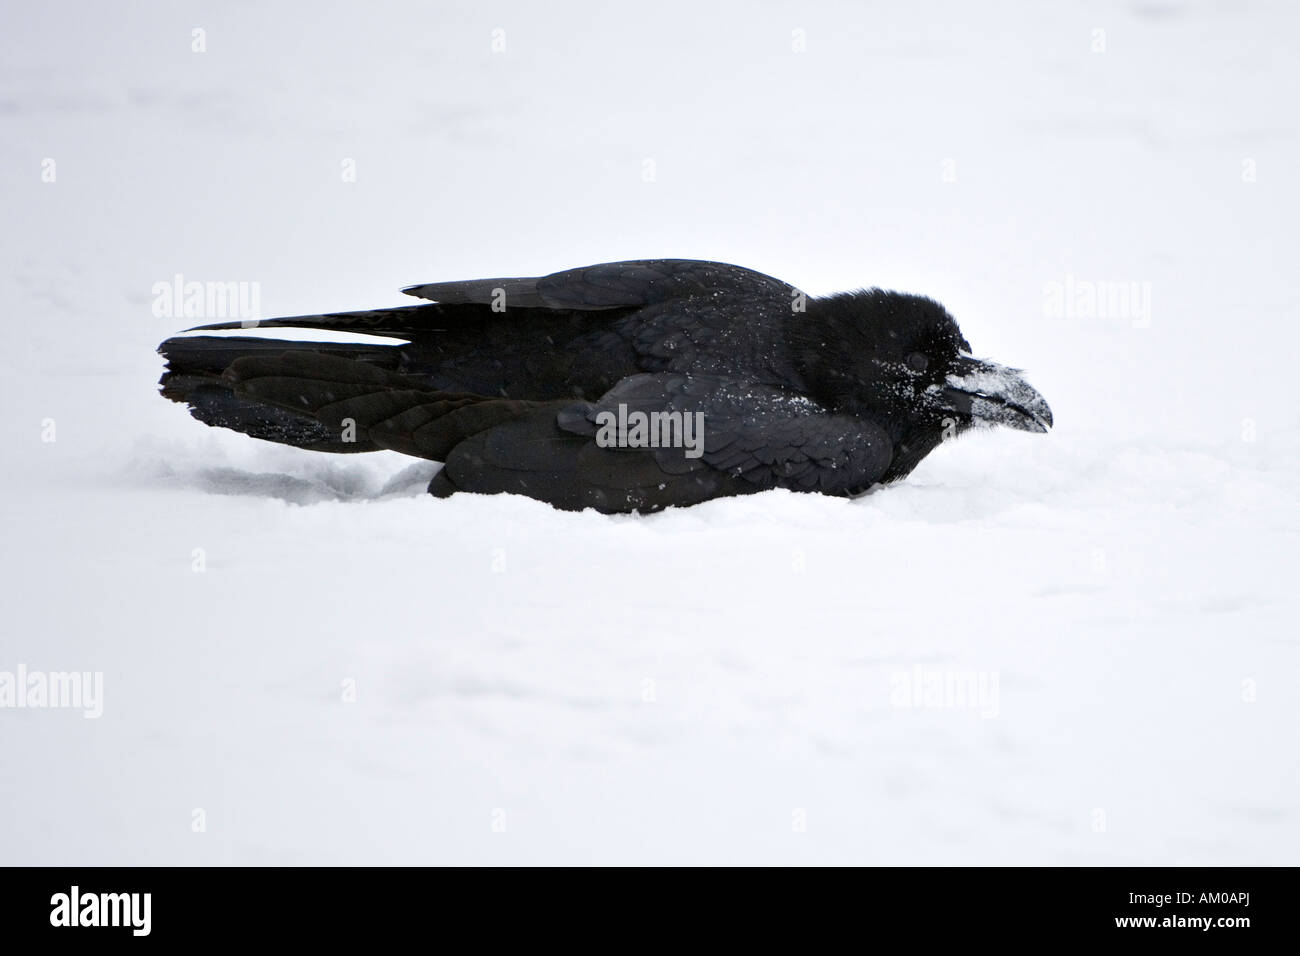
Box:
xmin=940 ymin=356 xmax=1053 ymax=433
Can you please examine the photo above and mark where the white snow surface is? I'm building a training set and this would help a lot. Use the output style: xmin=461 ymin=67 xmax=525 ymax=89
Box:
xmin=0 ymin=0 xmax=1297 ymax=864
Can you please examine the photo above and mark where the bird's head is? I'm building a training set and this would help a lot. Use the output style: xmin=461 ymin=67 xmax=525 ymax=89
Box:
xmin=795 ymin=289 xmax=1053 ymax=453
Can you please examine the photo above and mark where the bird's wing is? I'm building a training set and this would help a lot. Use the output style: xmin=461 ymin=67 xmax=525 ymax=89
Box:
xmin=180 ymin=304 xmax=444 ymax=339
xmin=433 ymin=373 xmax=893 ymax=512
xmin=409 ymin=259 xmax=801 ymax=377
xmin=178 ymin=261 xmax=793 ymax=344
xmin=402 ymin=259 xmax=795 ymax=310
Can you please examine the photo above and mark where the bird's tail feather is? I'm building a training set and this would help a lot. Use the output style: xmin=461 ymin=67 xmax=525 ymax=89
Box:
xmin=159 ymin=334 xmax=401 ymax=385
xmin=159 ymin=334 xmax=407 ymax=451
xmin=159 ymin=337 xmax=546 ymax=459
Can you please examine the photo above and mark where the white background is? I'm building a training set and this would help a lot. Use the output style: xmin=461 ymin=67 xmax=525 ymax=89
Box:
xmin=0 ymin=0 xmax=1296 ymax=864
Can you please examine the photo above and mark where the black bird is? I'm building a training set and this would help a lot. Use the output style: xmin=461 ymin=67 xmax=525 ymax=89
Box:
xmin=158 ymin=259 xmax=1052 ymax=513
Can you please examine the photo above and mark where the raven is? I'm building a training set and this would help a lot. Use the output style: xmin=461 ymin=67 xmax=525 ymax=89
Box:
xmin=157 ymin=259 xmax=1052 ymax=513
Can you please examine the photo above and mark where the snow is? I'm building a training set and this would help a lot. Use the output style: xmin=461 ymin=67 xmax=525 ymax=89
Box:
xmin=1 ymin=0 xmax=1296 ymax=864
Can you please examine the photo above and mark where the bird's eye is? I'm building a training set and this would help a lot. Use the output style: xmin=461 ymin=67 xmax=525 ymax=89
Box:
xmin=906 ymin=352 xmax=929 ymax=372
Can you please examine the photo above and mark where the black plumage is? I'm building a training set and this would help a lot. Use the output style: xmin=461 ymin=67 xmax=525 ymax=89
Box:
xmin=157 ymin=259 xmax=1052 ymax=513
